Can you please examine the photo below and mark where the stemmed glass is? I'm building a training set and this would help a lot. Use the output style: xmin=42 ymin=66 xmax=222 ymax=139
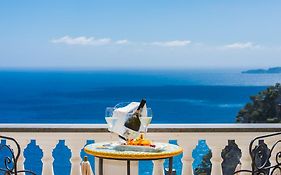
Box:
xmin=105 ymin=103 xmax=129 ymax=131
xmin=140 ymin=108 xmax=153 ymax=134
xmin=105 ymin=107 xmax=117 ymax=132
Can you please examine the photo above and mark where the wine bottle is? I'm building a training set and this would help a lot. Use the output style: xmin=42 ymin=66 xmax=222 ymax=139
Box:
xmin=124 ymin=99 xmax=146 ymax=133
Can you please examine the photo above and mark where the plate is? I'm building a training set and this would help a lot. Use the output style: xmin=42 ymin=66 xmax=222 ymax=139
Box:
xmin=113 ymin=144 xmax=166 ymax=153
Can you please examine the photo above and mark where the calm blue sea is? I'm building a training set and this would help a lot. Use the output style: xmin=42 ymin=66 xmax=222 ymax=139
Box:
xmin=0 ymin=69 xmax=280 ymax=123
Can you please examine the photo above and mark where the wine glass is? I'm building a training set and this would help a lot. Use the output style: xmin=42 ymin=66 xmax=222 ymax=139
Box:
xmin=114 ymin=102 xmax=130 ymax=109
xmin=105 ymin=107 xmax=117 ymax=132
xmin=140 ymin=108 xmax=153 ymax=134
xmin=106 ymin=117 xmax=118 ymax=131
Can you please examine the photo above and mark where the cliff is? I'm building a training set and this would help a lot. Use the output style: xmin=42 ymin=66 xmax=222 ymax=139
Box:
xmin=242 ymin=67 xmax=281 ymax=74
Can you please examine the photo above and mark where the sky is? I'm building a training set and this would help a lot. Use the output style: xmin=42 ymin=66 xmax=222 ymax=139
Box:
xmin=0 ymin=0 xmax=281 ymax=69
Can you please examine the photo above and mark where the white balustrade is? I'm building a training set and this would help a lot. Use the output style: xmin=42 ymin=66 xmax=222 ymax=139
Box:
xmin=0 ymin=124 xmax=280 ymax=175
xmin=236 ymin=139 xmax=252 ymax=172
xmin=65 ymin=136 xmax=87 ymax=175
xmin=152 ymin=159 xmax=165 ymax=175
xmin=15 ymin=137 xmax=30 ymax=172
xmin=36 ymin=134 xmax=58 ymax=175
xmin=209 ymin=140 xmax=224 ymax=175
xmin=150 ymin=134 xmax=169 ymax=175
xmin=178 ymin=135 xmax=197 ymax=175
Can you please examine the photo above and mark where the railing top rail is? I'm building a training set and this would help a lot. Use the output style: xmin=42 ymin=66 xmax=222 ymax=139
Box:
xmin=0 ymin=124 xmax=280 ymax=132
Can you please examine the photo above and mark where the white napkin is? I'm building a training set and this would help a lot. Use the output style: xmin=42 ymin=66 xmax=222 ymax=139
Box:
xmin=110 ymin=102 xmax=147 ymax=139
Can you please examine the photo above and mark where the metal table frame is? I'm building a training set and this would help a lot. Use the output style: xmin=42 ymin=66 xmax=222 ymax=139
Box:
xmin=97 ymin=156 xmax=174 ymax=175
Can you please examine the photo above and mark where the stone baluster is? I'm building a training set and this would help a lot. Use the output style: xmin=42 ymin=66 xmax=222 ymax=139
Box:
xmin=14 ymin=137 xmax=30 ymax=172
xmin=208 ymin=138 xmax=224 ymax=175
xmin=152 ymin=137 xmax=169 ymax=175
xmin=210 ymin=147 xmax=224 ymax=175
xmin=178 ymin=138 xmax=197 ymax=175
xmin=236 ymin=139 xmax=252 ymax=173
xmin=66 ymin=138 xmax=87 ymax=175
xmin=153 ymin=159 xmax=165 ymax=175
xmin=37 ymin=138 xmax=58 ymax=175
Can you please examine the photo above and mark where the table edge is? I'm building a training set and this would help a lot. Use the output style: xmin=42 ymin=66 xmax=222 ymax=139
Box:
xmin=84 ymin=143 xmax=183 ymax=160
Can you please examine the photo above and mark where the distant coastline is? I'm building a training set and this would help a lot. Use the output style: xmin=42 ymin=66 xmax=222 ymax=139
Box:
xmin=242 ymin=67 xmax=281 ymax=74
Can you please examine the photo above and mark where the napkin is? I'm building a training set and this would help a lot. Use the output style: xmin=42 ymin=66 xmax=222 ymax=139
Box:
xmin=110 ymin=102 xmax=147 ymax=140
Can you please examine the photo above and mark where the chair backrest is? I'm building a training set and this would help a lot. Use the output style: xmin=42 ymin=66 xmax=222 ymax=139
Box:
xmin=234 ymin=132 xmax=281 ymax=175
xmin=0 ymin=135 xmax=36 ymax=175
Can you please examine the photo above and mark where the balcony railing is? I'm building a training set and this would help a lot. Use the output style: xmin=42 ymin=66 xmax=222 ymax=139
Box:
xmin=0 ymin=124 xmax=280 ymax=175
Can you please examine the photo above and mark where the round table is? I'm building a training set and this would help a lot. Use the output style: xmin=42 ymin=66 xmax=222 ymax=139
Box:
xmin=84 ymin=142 xmax=183 ymax=175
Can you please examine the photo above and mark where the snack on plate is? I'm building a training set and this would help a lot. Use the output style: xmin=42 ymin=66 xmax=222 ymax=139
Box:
xmin=126 ymin=134 xmax=155 ymax=147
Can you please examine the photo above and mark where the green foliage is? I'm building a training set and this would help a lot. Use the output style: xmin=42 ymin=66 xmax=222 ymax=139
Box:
xmin=194 ymin=150 xmax=212 ymax=175
xmin=236 ymin=83 xmax=281 ymax=123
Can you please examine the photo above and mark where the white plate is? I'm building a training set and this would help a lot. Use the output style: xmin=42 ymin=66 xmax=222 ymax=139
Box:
xmin=113 ymin=144 xmax=166 ymax=153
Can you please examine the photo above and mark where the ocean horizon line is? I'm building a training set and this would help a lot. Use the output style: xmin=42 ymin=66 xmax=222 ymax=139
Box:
xmin=0 ymin=67 xmax=260 ymax=72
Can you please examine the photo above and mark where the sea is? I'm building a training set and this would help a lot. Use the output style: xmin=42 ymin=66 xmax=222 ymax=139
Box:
xmin=1 ymin=69 xmax=280 ymax=175
xmin=0 ymin=69 xmax=280 ymax=124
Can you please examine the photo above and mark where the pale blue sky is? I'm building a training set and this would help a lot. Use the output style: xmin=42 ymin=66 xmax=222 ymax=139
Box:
xmin=0 ymin=0 xmax=281 ymax=69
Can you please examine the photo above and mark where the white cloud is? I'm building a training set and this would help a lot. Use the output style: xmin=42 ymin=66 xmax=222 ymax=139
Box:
xmin=51 ymin=36 xmax=112 ymax=46
xmin=150 ymin=40 xmax=191 ymax=47
xmin=51 ymin=36 xmax=193 ymax=47
xmin=115 ymin=40 xmax=129 ymax=45
xmin=224 ymin=42 xmax=260 ymax=49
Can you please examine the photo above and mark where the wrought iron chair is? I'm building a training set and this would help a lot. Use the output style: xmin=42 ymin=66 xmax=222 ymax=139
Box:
xmin=0 ymin=135 xmax=36 ymax=175
xmin=234 ymin=132 xmax=281 ymax=175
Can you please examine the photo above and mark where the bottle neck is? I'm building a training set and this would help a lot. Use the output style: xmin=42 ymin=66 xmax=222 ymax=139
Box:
xmin=137 ymin=99 xmax=146 ymax=110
